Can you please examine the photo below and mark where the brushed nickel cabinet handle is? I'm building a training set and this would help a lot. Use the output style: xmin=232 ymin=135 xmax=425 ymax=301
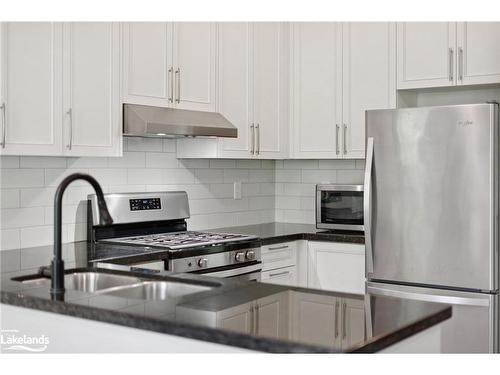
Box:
xmin=250 ymin=123 xmax=255 ymax=155
xmin=335 ymin=124 xmax=340 ymax=155
xmin=255 ymin=123 xmax=260 ymax=155
xmin=1 ymin=102 xmax=5 ymax=148
xmin=342 ymin=302 xmax=347 ymax=339
xmin=66 ymin=108 xmax=73 ymax=150
xmin=249 ymin=303 xmax=254 ymax=334
xmin=267 ymin=245 xmax=289 ymax=251
xmin=459 ymin=47 xmax=464 ymax=81
xmin=449 ymin=48 xmax=454 ymax=82
xmin=175 ymin=68 xmax=180 ymax=104
xmin=343 ymin=124 xmax=347 ymax=155
xmin=168 ymin=67 xmax=174 ymax=103
xmin=334 ymin=301 xmax=340 ymax=338
xmin=255 ymin=303 xmax=259 ymax=334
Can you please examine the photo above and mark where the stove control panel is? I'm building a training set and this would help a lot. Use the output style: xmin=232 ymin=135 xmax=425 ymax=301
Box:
xmin=129 ymin=198 xmax=162 ymax=211
xmin=168 ymin=247 xmax=261 ymax=273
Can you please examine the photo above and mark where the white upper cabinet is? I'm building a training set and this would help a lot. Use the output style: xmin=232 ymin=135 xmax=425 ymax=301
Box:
xmin=342 ymin=22 xmax=396 ymax=159
xmin=172 ymin=22 xmax=217 ymax=112
xmin=217 ymin=22 xmax=253 ymax=157
xmin=252 ymin=22 xmax=288 ymax=159
xmin=0 ymin=22 xmax=63 ymax=155
xmin=177 ymin=22 xmax=288 ymax=159
xmin=122 ymin=22 xmax=216 ymax=112
xmin=290 ymin=22 xmax=395 ymax=159
xmin=397 ymin=22 xmax=457 ymax=89
xmin=456 ymin=22 xmax=500 ymax=86
xmin=62 ymin=23 xmax=121 ymax=157
xmin=291 ymin=22 xmax=341 ymax=159
xmin=122 ymin=22 xmax=173 ymax=106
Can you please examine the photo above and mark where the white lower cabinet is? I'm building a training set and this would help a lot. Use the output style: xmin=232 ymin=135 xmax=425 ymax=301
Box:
xmin=176 ymin=291 xmax=290 ymax=340
xmin=291 ymin=291 xmax=365 ymax=350
xmin=307 ymin=241 xmax=365 ymax=294
xmin=261 ymin=266 xmax=297 ymax=287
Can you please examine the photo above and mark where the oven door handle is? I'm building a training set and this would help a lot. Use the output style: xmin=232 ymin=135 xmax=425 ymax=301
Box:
xmin=201 ymin=263 xmax=262 ymax=278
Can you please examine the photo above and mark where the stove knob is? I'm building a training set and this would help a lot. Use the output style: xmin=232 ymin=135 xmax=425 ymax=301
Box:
xmin=235 ymin=252 xmax=245 ymax=262
xmin=197 ymin=258 xmax=208 ymax=268
xmin=245 ymin=250 xmax=256 ymax=261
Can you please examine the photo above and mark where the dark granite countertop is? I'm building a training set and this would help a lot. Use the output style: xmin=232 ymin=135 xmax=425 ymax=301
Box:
xmin=1 ymin=247 xmax=450 ymax=352
xmin=211 ymin=222 xmax=365 ymax=246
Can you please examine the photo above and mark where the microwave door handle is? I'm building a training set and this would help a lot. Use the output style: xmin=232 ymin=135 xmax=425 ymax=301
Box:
xmin=364 ymin=137 xmax=374 ymax=274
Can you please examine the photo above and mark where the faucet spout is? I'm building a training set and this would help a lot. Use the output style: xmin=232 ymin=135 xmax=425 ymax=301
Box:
xmin=51 ymin=173 xmax=113 ymax=297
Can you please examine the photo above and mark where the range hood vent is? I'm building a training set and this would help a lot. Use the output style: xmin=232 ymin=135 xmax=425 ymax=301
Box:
xmin=123 ymin=104 xmax=237 ymax=138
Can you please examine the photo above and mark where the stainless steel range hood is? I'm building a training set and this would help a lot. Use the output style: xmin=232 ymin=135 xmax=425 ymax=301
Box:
xmin=123 ymin=103 xmax=237 ymax=138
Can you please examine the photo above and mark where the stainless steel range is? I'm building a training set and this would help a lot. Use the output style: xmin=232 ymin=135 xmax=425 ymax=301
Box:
xmin=87 ymin=191 xmax=262 ymax=281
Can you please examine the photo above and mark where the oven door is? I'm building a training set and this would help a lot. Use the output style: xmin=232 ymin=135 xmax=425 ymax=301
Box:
xmin=198 ymin=262 xmax=262 ymax=282
xmin=316 ymin=185 xmax=364 ymax=231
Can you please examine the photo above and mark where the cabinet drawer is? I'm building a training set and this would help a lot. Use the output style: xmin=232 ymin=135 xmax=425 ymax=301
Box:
xmin=261 ymin=266 xmax=297 ymax=287
xmin=261 ymin=241 xmax=297 ymax=271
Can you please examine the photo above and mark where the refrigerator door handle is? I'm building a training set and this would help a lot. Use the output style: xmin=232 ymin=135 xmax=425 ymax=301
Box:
xmin=367 ymin=285 xmax=491 ymax=307
xmin=364 ymin=137 xmax=374 ymax=274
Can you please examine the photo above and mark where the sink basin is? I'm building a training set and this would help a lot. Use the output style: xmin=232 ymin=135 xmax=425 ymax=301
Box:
xmin=22 ymin=272 xmax=142 ymax=293
xmin=102 ymin=280 xmax=212 ymax=300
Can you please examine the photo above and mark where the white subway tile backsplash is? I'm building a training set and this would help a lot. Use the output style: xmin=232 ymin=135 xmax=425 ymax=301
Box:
xmin=145 ymin=152 xmax=178 ymax=168
xmin=1 ymin=189 xmax=19 ymax=208
xmin=126 ymin=137 xmax=163 ymax=152
xmin=1 ymin=229 xmax=20 ymax=250
xmin=1 ymin=169 xmax=45 ymax=188
xmin=20 ymin=156 xmax=66 ymax=169
xmin=301 ymin=169 xmax=336 ymax=183
xmin=336 ymin=169 xmax=364 ymax=184
xmin=1 ymin=207 xmax=45 ymax=229
xmin=1 ymin=143 xmax=363 ymax=250
xmin=1 ymin=156 xmax=20 ymax=168
xmin=108 ymin=152 xmax=146 ymax=168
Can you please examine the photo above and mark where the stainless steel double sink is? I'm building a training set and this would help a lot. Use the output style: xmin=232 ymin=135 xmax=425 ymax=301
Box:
xmin=22 ymin=272 xmax=215 ymax=300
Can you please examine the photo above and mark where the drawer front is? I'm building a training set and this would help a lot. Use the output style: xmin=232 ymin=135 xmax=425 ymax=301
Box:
xmin=261 ymin=241 xmax=297 ymax=271
xmin=261 ymin=266 xmax=297 ymax=287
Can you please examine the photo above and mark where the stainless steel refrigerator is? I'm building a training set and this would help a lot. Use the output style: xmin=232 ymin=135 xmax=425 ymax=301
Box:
xmin=364 ymin=103 xmax=499 ymax=353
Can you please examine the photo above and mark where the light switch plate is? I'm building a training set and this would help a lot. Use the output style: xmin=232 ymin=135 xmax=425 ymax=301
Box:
xmin=233 ymin=181 xmax=242 ymax=200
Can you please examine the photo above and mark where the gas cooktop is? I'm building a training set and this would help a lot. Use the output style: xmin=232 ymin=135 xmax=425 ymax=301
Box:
xmin=101 ymin=231 xmax=258 ymax=250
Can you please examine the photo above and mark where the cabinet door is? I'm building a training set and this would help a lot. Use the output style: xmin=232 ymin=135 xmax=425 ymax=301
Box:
xmin=62 ymin=23 xmax=121 ymax=157
xmin=291 ymin=22 xmax=342 ymax=159
xmin=0 ymin=22 xmax=63 ymax=156
xmin=397 ymin=22 xmax=457 ymax=89
xmin=291 ymin=292 xmax=341 ymax=349
xmin=252 ymin=22 xmax=288 ymax=159
xmin=342 ymin=22 xmax=396 ymax=159
xmin=340 ymin=297 xmax=366 ymax=350
xmin=216 ymin=302 xmax=253 ymax=335
xmin=256 ymin=292 xmax=290 ymax=340
xmin=122 ymin=22 xmax=173 ymax=106
xmin=172 ymin=22 xmax=216 ymax=112
xmin=261 ymin=266 xmax=297 ymax=287
xmin=308 ymin=241 xmax=365 ymax=294
xmin=217 ymin=22 xmax=253 ymax=158
xmin=456 ymin=22 xmax=500 ymax=86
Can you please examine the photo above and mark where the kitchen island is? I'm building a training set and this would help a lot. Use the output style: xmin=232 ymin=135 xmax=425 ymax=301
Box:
xmin=1 ymin=233 xmax=450 ymax=353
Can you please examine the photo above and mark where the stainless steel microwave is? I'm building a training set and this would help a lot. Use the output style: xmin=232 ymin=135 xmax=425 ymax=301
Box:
xmin=316 ymin=184 xmax=364 ymax=231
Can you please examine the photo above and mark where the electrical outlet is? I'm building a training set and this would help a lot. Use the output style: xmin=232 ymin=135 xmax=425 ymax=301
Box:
xmin=233 ymin=181 xmax=242 ymax=200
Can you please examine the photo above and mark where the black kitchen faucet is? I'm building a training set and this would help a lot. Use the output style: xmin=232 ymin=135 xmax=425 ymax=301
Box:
xmin=51 ymin=173 xmax=113 ymax=299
